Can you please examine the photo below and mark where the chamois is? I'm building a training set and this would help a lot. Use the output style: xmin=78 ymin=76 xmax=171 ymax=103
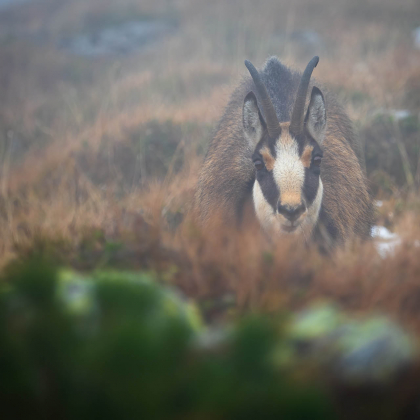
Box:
xmin=194 ymin=56 xmax=373 ymax=247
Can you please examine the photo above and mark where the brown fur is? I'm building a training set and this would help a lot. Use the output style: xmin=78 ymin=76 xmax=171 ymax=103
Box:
xmin=280 ymin=191 xmax=302 ymax=207
xmin=194 ymin=58 xmax=374 ymax=246
xmin=278 ymin=122 xmax=294 ymax=145
xmin=317 ymin=98 xmax=374 ymax=244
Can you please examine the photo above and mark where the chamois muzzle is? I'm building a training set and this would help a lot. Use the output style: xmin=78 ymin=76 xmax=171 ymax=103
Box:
xmin=289 ymin=56 xmax=319 ymax=135
xmin=245 ymin=60 xmax=280 ymax=138
xmin=277 ymin=202 xmax=306 ymax=223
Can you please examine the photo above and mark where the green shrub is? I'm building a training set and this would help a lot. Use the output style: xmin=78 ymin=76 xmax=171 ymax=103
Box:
xmin=0 ymin=259 xmax=335 ymax=420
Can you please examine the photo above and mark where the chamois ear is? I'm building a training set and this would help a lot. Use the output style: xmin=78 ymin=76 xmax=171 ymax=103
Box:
xmin=304 ymin=87 xmax=326 ymax=145
xmin=243 ymin=91 xmax=266 ymax=148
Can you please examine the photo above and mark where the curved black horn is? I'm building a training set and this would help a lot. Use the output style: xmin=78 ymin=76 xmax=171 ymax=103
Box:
xmin=245 ymin=60 xmax=280 ymax=138
xmin=290 ymin=56 xmax=319 ymax=135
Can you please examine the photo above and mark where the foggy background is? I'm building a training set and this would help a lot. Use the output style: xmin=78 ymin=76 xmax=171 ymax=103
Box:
xmin=1 ymin=2 xmax=420 ymax=419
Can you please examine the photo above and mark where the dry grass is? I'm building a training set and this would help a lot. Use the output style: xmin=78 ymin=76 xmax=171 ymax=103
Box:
xmin=1 ymin=0 xmax=420 ymax=335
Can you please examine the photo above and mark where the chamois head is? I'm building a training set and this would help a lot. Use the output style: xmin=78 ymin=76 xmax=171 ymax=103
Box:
xmin=243 ymin=57 xmax=326 ymax=237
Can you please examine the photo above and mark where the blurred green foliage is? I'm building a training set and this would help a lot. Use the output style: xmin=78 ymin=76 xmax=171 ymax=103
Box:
xmin=0 ymin=258 xmax=335 ymax=420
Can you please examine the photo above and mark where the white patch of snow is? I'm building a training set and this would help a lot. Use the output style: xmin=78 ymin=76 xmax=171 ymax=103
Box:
xmin=371 ymin=225 xmax=402 ymax=258
xmin=371 ymin=108 xmax=413 ymax=121
xmin=371 ymin=225 xmax=398 ymax=241
xmin=392 ymin=110 xmax=412 ymax=121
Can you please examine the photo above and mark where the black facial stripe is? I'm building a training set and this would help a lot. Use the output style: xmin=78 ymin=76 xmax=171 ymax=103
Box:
xmin=253 ymin=132 xmax=278 ymax=161
xmin=303 ymin=167 xmax=319 ymax=206
xmin=256 ymin=169 xmax=279 ymax=212
xmin=252 ymin=151 xmax=262 ymax=162
xmin=294 ymin=133 xmax=306 ymax=156
xmin=310 ymin=141 xmax=323 ymax=158
xmin=297 ymin=139 xmax=323 ymax=159
xmin=268 ymin=137 xmax=277 ymax=158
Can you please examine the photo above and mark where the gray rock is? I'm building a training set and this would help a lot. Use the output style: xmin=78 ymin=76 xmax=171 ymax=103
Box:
xmin=413 ymin=27 xmax=420 ymax=50
xmin=62 ymin=19 xmax=175 ymax=57
xmin=288 ymin=304 xmax=417 ymax=384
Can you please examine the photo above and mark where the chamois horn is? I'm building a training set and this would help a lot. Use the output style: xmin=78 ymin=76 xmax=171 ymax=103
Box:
xmin=245 ymin=60 xmax=280 ymax=138
xmin=289 ymin=56 xmax=319 ymax=135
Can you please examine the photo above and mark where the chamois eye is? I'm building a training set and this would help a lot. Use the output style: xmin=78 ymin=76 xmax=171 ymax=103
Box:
xmin=313 ymin=156 xmax=322 ymax=167
xmin=254 ymin=160 xmax=264 ymax=170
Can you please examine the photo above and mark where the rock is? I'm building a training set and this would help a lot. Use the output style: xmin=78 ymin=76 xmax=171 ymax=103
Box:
xmin=290 ymin=30 xmax=325 ymax=52
xmin=287 ymin=304 xmax=417 ymax=384
xmin=413 ymin=27 xmax=420 ymax=50
xmin=0 ymin=0 xmax=32 ymax=9
xmin=62 ymin=19 xmax=176 ymax=57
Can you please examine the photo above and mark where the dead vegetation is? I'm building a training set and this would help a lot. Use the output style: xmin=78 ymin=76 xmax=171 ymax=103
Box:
xmin=1 ymin=0 xmax=420 ymax=337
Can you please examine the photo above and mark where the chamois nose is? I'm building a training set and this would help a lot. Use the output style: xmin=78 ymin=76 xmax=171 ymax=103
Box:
xmin=277 ymin=202 xmax=306 ymax=222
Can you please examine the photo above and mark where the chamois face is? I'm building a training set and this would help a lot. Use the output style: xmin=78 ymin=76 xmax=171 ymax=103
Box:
xmin=243 ymin=87 xmax=327 ymax=239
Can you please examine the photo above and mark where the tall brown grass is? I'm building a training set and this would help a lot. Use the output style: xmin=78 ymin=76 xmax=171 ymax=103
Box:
xmin=1 ymin=0 xmax=420 ymax=334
